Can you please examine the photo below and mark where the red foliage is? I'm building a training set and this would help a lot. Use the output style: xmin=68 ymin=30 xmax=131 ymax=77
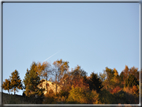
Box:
xmin=110 ymin=86 xmax=122 ymax=94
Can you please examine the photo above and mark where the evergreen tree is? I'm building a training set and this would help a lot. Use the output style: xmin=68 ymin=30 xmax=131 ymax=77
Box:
xmin=10 ymin=70 xmax=23 ymax=95
xmin=23 ymin=62 xmax=44 ymax=97
xmin=88 ymin=72 xmax=103 ymax=93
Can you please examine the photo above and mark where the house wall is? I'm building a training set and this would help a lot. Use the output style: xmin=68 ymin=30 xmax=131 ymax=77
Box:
xmin=37 ymin=79 xmax=62 ymax=95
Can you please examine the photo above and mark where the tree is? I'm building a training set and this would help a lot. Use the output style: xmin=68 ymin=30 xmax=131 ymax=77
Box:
xmin=23 ymin=62 xmax=44 ymax=97
xmin=53 ymin=59 xmax=69 ymax=95
xmin=41 ymin=62 xmax=53 ymax=94
xmin=2 ymin=79 xmax=11 ymax=94
xmin=88 ymin=72 xmax=103 ymax=93
xmin=111 ymin=68 xmax=121 ymax=87
xmin=53 ymin=59 xmax=69 ymax=83
xmin=121 ymin=66 xmax=139 ymax=83
xmin=67 ymin=86 xmax=100 ymax=104
xmin=102 ymin=67 xmax=115 ymax=90
xmin=125 ymin=74 xmax=139 ymax=88
xmin=68 ymin=65 xmax=88 ymax=89
xmin=70 ymin=65 xmax=87 ymax=79
xmin=129 ymin=66 xmax=139 ymax=81
xmin=10 ymin=70 xmax=23 ymax=95
xmin=34 ymin=62 xmax=49 ymax=80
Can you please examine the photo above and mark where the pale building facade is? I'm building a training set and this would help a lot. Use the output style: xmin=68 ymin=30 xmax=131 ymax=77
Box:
xmin=37 ymin=79 xmax=62 ymax=95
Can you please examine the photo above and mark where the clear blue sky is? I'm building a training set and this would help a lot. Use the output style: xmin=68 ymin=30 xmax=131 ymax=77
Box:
xmin=2 ymin=3 xmax=139 ymax=95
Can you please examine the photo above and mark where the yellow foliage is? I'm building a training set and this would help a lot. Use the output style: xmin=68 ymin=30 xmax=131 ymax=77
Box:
xmin=113 ymin=68 xmax=118 ymax=76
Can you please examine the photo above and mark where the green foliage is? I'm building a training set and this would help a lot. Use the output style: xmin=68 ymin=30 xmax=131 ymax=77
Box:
xmin=10 ymin=70 xmax=23 ymax=95
xmin=103 ymin=67 xmax=122 ymax=90
xmin=23 ymin=62 xmax=44 ymax=97
xmin=102 ymin=67 xmax=115 ymax=89
xmin=67 ymin=86 xmax=88 ymax=104
xmin=125 ymin=74 xmax=139 ymax=88
xmin=2 ymin=79 xmax=11 ymax=93
xmin=67 ymin=86 xmax=100 ymax=104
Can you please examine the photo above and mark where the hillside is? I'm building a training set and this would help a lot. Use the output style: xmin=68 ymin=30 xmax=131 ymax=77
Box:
xmin=1 ymin=92 xmax=42 ymax=104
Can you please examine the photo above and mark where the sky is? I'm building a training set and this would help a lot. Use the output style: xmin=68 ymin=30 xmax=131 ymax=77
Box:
xmin=1 ymin=3 xmax=139 ymax=95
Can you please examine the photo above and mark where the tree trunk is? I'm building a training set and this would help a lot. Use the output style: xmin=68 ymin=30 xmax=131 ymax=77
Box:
xmin=55 ymin=73 xmax=57 ymax=95
xmin=55 ymin=80 xmax=57 ymax=95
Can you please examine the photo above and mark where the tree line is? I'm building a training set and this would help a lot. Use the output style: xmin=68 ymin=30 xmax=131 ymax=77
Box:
xmin=2 ymin=59 xmax=141 ymax=104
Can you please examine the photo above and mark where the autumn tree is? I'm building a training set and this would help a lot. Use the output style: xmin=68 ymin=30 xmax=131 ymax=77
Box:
xmin=53 ymin=59 xmax=69 ymax=95
xmin=34 ymin=62 xmax=51 ymax=80
xmin=121 ymin=66 xmax=139 ymax=83
xmin=53 ymin=59 xmax=69 ymax=83
xmin=129 ymin=66 xmax=139 ymax=81
xmin=67 ymin=86 xmax=100 ymax=104
xmin=70 ymin=65 xmax=87 ymax=79
xmin=60 ymin=72 xmax=71 ymax=90
xmin=102 ymin=67 xmax=123 ymax=92
xmin=2 ymin=79 xmax=11 ymax=94
xmin=64 ymin=65 xmax=89 ymax=96
xmin=102 ymin=67 xmax=115 ymax=90
xmin=10 ymin=70 xmax=23 ymax=95
xmin=69 ymin=65 xmax=87 ymax=86
xmin=23 ymin=62 xmax=44 ymax=97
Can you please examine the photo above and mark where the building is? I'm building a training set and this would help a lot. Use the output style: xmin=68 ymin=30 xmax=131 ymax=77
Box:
xmin=37 ymin=79 xmax=62 ymax=95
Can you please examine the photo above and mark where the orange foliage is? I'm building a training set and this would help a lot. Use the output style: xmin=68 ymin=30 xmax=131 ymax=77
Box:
xmin=132 ymin=85 xmax=139 ymax=95
xmin=123 ymin=87 xmax=133 ymax=94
